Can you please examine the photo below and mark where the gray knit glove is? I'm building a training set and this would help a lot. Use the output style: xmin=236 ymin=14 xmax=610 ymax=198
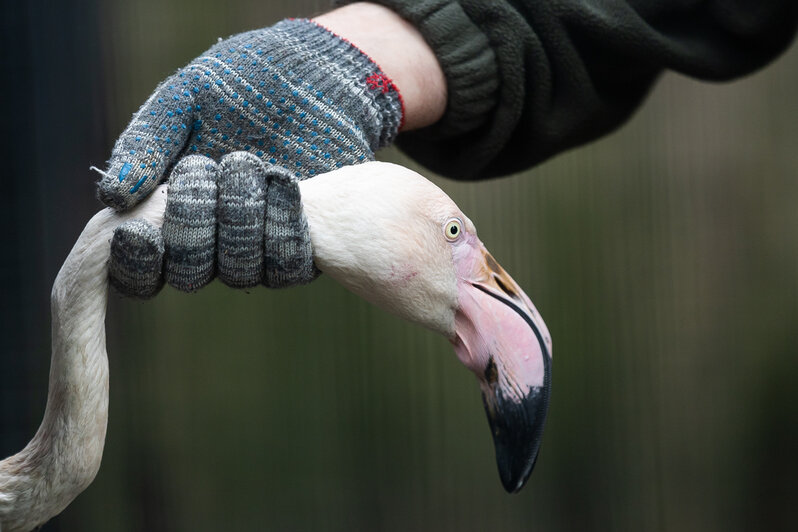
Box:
xmin=109 ymin=153 xmax=317 ymax=297
xmin=98 ymin=18 xmax=402 ymax=210
xmin=101 ymin=18 xmax=403 ymax=297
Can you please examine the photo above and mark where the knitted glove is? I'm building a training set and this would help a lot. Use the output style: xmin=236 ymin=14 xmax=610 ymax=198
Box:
xmin=109 ymin=153 xmax=318 ymax=298
xmin=101 ymin=18 xmax=403 ymax=297
xmin=97 ymin=18 xmax=402 ymax=211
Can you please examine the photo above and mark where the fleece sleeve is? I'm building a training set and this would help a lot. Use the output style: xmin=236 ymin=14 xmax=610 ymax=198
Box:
xmin=336 ymin=0 xmax=798 ymax=180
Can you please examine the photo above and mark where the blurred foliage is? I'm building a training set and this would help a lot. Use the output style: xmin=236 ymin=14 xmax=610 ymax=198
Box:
xmin=2 ymin=0 xmax=797 ymax=530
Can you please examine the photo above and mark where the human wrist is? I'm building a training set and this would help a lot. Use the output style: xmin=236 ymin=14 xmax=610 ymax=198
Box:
xmin=313 ymin=2 xmax=447 ymax=131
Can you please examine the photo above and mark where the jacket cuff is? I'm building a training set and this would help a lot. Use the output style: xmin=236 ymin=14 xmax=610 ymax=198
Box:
xmin=335 ymin=0 xmax=499 ymax=139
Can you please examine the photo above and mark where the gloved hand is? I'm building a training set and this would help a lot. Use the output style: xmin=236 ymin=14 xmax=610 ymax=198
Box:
xmin=99 ymin=18 xmax=402 ymax=210
xmin=100 ymin=18 xmax=403 ymax=296
xmin=108 ymin=152 xmax=317 ymax=298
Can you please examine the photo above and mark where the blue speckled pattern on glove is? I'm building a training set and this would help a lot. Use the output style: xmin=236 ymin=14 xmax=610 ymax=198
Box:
xmin=98 ymin=18 xmax=403 ymax=211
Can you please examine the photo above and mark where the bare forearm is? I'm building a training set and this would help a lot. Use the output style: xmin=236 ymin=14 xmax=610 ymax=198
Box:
xmin=313 ymin=2 xmax=446 ymax=131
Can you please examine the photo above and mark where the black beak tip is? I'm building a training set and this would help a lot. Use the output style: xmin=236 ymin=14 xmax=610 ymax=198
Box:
xmin=497 ymin=442 xmax=539 ymax=494
xmin=483 ymin=386 xmax=548 ymax=494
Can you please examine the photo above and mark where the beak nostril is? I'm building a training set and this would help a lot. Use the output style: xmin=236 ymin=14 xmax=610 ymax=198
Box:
xmin=493 ymin=275 xmax=518 ymax=299
xmin=484 ymin=356 xmax=498 ymax=384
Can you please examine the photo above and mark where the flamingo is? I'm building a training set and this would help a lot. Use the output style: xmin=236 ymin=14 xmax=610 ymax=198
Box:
xmin=0 ymin=161 xmax=552 ymax=531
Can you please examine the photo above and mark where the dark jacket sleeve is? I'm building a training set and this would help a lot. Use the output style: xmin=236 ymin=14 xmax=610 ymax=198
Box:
xmin=337 ymin=0 xmax=798 ymax=180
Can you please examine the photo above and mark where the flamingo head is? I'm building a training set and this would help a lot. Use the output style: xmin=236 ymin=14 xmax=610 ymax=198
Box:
xmin=299 ymin=162 xmax=552 ymax=493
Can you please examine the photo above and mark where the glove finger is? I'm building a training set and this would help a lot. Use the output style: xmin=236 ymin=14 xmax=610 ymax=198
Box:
xmin=98 ymin=75 xmax=199 ymax=211
xmin=108 ymin=219 xmax=165 ymax=299
xmin=162 ymin=155 xmax=219 ymax=292
xmin=217 ymin=151 xmax=267 ymax=288
xmin=263 ymin=165 xmax=319 ymax=288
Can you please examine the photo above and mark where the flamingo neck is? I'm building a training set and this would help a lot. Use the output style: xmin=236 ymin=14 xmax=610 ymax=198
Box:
xmin=0 ymin=187 xmax=167 ymax=531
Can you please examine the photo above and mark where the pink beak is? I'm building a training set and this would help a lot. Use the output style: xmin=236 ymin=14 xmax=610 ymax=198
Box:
xmin=451 ymin=235 xmax=552 ymax=493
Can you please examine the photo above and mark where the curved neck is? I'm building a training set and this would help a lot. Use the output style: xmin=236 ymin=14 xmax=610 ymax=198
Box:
xmin=0 ymin=188 xmax=167 ymax=531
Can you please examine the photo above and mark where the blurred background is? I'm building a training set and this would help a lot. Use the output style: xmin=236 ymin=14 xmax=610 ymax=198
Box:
xmin=1 ymin=0 xmax=796 ymax=530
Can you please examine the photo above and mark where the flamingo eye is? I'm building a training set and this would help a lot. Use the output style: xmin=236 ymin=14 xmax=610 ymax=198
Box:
xmin=444 ymin=218 xmax=463 ymax=241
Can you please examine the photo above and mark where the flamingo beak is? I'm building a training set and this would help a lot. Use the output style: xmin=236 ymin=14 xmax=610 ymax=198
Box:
xmin=451 ymin=238 xmax=552 ymax=493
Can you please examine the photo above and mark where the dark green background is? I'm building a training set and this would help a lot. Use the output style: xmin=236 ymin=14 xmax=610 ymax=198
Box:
xmin=1 ymin=0 xmax=796 ymax=530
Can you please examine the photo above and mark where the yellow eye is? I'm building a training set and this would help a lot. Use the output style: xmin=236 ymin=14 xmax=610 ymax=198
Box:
xmin=444 ymin=218 xmax=462 ymax=241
